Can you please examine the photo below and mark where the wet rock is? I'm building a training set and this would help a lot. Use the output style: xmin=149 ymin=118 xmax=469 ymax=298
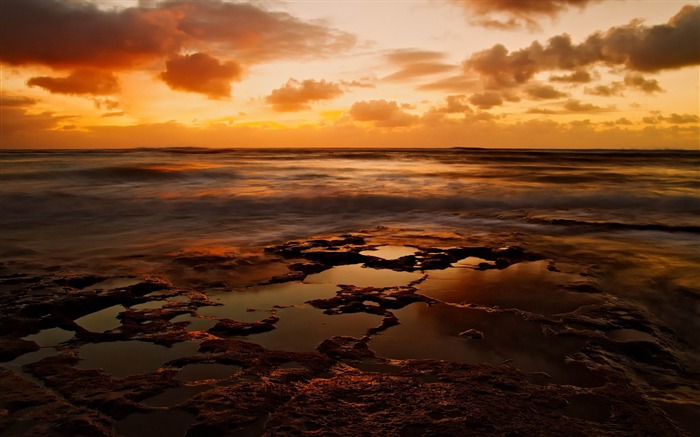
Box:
xmin=302 ymin=250 xmax=368 ymax=266
xmin=367 ymin=312 xmax=400 ymax=335
xmin=459 ymin=329 xmax=484 ymax=340
xmin=561 ymin=282 xmax=604 ymax=294
xmin=288 ymin=262 xmax=327 ymax=274
xmin=54 ymin=275 xmax=108 ymax=290
xmin=0 ymin=368 xmax=114 ymax=436
xmin=209 ymin=315 xmax=279 ymax=337
xmin=317 ymin=336 xmax=375 ymax=360
xmin=263 ymin=361 xmax=683 ymax=437
xmin=0 ymin=336 xmax=40 ymax=362
xmin=261 ymin=271 xmax=306 ymax=285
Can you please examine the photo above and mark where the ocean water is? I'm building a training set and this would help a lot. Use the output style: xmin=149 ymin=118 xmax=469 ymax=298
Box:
xmin=2 ymin=147 xmax=697 ymax=333
xmin=1 ymin=148 xmax=699 ymax=432
xmin=1 ymin=148 xmax=698 ymax=253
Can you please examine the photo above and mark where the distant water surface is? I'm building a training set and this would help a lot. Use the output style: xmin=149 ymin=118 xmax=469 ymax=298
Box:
xmin=2 ymin=148 xmax=697 ymax=259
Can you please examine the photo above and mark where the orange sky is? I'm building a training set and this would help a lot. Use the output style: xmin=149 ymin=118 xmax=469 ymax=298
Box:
xmin=1 ymin=0 xmax=698 ymax=149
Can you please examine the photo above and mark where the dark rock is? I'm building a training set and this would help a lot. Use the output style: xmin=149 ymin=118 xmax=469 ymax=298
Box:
xmin=459 ymin=329 xmax=484 ymax=340
xmin=209 ymin=315 xmax=279 ymax=337
xmin=317 ymin=336 xmax=375 ymax=360
xmin=0 ymin=336 xmax=40 ymax=362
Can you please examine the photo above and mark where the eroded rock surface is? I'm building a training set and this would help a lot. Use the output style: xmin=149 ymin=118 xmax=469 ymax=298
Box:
xmin=0 ymin=231 xmax=696 ymax=436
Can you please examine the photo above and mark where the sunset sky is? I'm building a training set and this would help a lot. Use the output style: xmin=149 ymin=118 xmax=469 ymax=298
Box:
xmin=1 ymin=0 xmax=698 ymax=149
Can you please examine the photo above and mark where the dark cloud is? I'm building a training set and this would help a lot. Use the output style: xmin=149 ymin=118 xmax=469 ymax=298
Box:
xmin=159 ymin=53 xmax=242 ymax=99
xmin=28 ymin=70 xmax=120 ymax=96
xmin=0 ymin=0 xmax=183 ymax=69
xmin=563 ymin=99 xmax=607 ymax=112
xmin=266 ymin=79 xmax=344 ymax=112
xmin=464 ymin=6 xmax=700 ymax=88
xmin=603 ymin=5 xmax=700 ymax=72
xmin=468 ymin=92 xmax=504 ymax=109
xmin=584 ymin=82 xmax=624 ymax=97
xmin=0 ymin=95 xmax=38 ymax=107
xmin=349 ymin=100 xmax=418 ymax=127
xmin=549 ymin=70 xmax=592 ymax=83
xmin=527 ymin=108 xmax=558 ymax=115
xmin=615 ymin=118 xmax=632 ymax=125
xmin=665 ymin=113 xmax=700 ymax=124
xmin=0 ymin=0 xmax=355 ymax=69
xmin=583 ymin=74 xmax=662 ymax=96
xmin=440 ymin=95 xmax=472 ymax=113
xmin=524 ymin=84 xmax=567 ymax=99
xmin=623 ymin=74 xmax=663 ymax=94
xmin=451 ymin=0 xmax=599 ymax=30
xmin=645 ymin=113 xmax=700 ymax=125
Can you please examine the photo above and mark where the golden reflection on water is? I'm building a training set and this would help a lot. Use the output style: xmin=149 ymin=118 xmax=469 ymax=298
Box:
xmin=418 ymin=260 xmax=603 ymax=315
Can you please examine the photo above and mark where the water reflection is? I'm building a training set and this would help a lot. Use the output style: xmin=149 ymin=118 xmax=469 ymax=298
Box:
xmin=198 ymin=282 xmax=339 ymax=321
xmin=360 ymin=245 xmax=418 ymax=260
xmin=370 ymin=302 xmax=602 ymax=386
xmin=77 ymin=340 xmax=200 ymax=376
xmin=418 ymin=261 xmax=602 ymax=315
xmin=304 ymin=264 xmax=423 ymax=288
xmin=74 ymin=304 xmax=126 ymax=333
xmin=242 ymin=306 xmax=383 ymax=352
xmin=22 ymin=328 xmax=74 ymax=347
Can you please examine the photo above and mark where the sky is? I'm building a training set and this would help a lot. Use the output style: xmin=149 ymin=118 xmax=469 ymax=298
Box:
xmin=1 ymin=0 xmax=699 ymax=149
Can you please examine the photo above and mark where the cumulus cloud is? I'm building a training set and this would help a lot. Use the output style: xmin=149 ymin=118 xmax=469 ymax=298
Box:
xmin=583 ymin=74 xmax=662 ymax=96
xmin=468 ymin=92 xmax=504 ymax=109
xmin=464 ymin=5 xmax=700 ymax=88
xmin=349 ymin=100 xmax=418 ymax=127
xmin=441 ymin=95 xmax=472 ymax=113
xmin=584 ymin=82 xmax=624 ymax=97
xmin=524 ymin=84 xmax=567 ymax=99
xmin=159 ymin=53 xmax=242 ymax=99
xmin=549 ymin=70 xmax=593 ymax=83
xmin=623 ymin=74 xmax=663 ymax=94
xmin=527 ymin=108 xmax=558 ymax=115
xmin=450 ymin=0 xmax=599 ymax=30
xmin=563 ymin=99 xmax=608 ymax=112
xmin=28 ymin=70 xmax=120 ymax=96
xmin=0 ymin=0 xmax=355 ymax=69
xmin=266 ymin=79 xmax=344 ymax=112
xmin=644 ymin=113 xmax=700 ymax=125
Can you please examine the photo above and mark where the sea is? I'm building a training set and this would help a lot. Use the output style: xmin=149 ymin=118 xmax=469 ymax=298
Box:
xmin=1 ymin=148 xmax=699 ymax=432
